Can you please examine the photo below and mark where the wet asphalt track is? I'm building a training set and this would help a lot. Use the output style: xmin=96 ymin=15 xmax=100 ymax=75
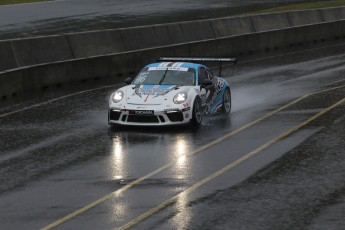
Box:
xmin=0 ymin=44 xmax=345 ymax=229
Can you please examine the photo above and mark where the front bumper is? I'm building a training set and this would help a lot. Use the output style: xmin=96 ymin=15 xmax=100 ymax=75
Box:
xmin=108 ymin=107 xmax=191 ymax=126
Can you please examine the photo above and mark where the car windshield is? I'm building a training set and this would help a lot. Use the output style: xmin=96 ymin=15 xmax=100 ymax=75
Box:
xmin=132 ymin=67 xmax=196 ymax=86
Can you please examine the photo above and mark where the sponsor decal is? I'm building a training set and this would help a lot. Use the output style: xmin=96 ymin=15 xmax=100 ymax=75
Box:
xmin=129 ymin=110 xmax=154 ymax=115
xmin=144 ymin=85 xmax=160 ymax=102
xmin=185 ymin=113 xmax=190 ymax=118
xmin=148 ymin=67 xmax=189 ymax=72
xmin=132 ymin=85 xmax=176 ymax=98
xmin=208 ymin=93 xmax=219 ymax=112
xmin=164 ymin=108 xmax=180 ymax=112
xmin=183 ymin=103 xmax=189 ymax=108
xmin=153 ymin=87 xmax=175 ymax=98
xmin=210 ymin=102 xmax=223 ymax=114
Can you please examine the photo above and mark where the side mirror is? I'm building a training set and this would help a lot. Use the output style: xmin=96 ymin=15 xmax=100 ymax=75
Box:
xmin=124 ymin=77 xmax=133 ymax=85
xmin=201 ymin=79 xmax=213 ymax=87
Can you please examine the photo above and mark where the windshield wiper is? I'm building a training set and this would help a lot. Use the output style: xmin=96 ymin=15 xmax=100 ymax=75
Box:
xmin=158 ymin=69 xmax=169 ymax=85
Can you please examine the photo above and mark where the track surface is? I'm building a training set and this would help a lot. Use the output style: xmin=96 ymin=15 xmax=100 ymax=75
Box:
xmin=0 ymin=44 xmax=345 ymax=229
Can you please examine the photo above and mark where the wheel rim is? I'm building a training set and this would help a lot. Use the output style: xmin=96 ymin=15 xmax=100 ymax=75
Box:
xmin=195 ymin=99 xmax=202 ymax=123
xmin=224 ymin=90 xmax=231 ymax=112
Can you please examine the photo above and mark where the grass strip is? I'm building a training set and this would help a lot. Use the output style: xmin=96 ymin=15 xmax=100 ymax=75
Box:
xmin=0 ymin=0 xmax=50 ymax=5
xmin=254 ymin=0 xmax=345 ymax=14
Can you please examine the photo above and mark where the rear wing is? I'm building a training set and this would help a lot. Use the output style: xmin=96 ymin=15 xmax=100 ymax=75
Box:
xmin=158 ymin=57 xmax=237 ymax=76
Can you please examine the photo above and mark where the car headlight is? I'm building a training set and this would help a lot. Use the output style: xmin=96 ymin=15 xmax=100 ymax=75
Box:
xmin=112 ymin=90 xmax=124 ymax=103
xmin=173 ymin=92 xmax=187 ymax=104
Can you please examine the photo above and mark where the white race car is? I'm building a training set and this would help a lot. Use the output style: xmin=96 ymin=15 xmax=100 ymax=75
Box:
xmin=108 ymin=57 xmax=237 ymax=126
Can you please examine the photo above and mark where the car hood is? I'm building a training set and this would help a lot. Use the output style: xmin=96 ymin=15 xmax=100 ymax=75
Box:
xmin=125 ymin=85 xmax=182 ymax=105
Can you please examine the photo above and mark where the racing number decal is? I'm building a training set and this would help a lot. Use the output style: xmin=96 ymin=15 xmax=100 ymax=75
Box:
xmin=207 ymin=78 xmax=224 ymax=109
xmin=215 ymin=78 xmax=225 ymax=94
xmin=201 ymin=67 xmax=226 ymax=114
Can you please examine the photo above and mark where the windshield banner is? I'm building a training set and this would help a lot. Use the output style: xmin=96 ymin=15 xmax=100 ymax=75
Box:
xmin=148 ymin=67 xmax=189 ymax=71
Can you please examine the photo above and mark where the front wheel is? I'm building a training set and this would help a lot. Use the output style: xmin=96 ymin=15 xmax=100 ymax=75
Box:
xmin=190 ymin=97 xmax=202 ymax=126
xmin=221 ymin=88 xmax=231 ymax=114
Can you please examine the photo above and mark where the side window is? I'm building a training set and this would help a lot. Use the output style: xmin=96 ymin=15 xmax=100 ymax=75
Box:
xmin=198 ymin=67 xmax=209 ymax=85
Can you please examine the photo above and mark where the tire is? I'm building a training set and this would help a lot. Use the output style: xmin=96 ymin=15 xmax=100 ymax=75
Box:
xmin=221 ymin=88 xmax=231 ymax=114
xmin=190 ymin=97 xmax=202 ymax=126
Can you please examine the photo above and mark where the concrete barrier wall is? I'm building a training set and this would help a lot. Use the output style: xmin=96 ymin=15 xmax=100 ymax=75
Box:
xmin=0 ymin=41 xmax=17 ymax=71
xmin=121 ymin=26 xmax=163 ymax=50
xmin=250 ymin=12 xmax=291 ymax=31
xmin=210 ymin=17 xmax=255 ymax=37
xmin=2 ymin=19 xmax=345 ymax=99
xmin=179 ymin=20 xmax=217 ymax=41
xmin=67 ymin=30 xmax=126 ymax=58
xmin=320 ymin=7 xmax=345 ymax=21
xmin=10 ymin=35 xmax=74 ymax=67
xmin=1 ymin=6 xmax=345 ymax=73
xmin=286 ymin=9 xmax=324 ymax=26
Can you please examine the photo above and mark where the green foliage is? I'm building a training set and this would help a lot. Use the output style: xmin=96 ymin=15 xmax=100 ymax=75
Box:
xmin=0 ymin=0 xmax=49 ymax=5
xmin=254 ymin=0 xmax=345 ymax=14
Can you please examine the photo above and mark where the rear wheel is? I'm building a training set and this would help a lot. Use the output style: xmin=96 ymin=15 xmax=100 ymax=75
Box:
xmin=190 ymin=97 xmax=202 ymax=126
xmin=221 ymin=88 xmax=231 ymax=114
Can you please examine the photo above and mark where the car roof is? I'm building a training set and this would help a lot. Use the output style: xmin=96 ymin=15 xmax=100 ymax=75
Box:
xmin=145 ymin=62 xmax=205 ymax=70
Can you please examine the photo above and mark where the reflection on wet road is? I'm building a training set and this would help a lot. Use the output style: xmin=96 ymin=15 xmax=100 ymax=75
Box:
xmin=0 ymin=44 xmax=345 ymax=229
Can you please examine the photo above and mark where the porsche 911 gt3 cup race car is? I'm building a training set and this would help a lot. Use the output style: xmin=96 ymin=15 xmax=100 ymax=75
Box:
xmin=108 ymin=57 xmax=237 ymax=126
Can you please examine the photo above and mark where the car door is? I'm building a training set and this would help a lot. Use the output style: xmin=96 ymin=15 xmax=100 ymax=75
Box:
xmin=199 ymin=67 xmax=216 ymax=114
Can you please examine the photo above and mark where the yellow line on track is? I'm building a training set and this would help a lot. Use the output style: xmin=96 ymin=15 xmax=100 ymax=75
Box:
xmin=119 ymin=96 xmax=345 ymax=230
xmin=41 ymin=84 xmax=345 ymax=230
